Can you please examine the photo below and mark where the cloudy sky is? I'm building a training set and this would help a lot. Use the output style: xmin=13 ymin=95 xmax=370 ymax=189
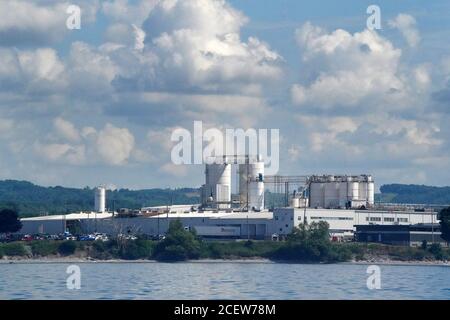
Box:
xmin=0 ymin=0 xmax=449 ymax=190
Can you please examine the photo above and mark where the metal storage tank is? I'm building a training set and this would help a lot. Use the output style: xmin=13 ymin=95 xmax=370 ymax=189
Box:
xmin=351 ymin=181 xmax=359 ymax=202
xmin=367 ymin=176 xmax=375 ymax=206
xmin=324 ymin=176 xmax=340 ymax=208
xmin=94 ymin=186 xmax=106 ymax=213
xmin=309 ymin=182 xmax=325 ymax=208
xmin=290 ymin=197 xmax=300 ymax=208
xmin=339 ymin=179 xmax=349 ymax=207
xmin=239 ymin=159 xmax=264 ymax=211
xmin=205 ymin=163 xmax=231 ymax=209
xmin=359 ymin=179 xmax=368 ymax=204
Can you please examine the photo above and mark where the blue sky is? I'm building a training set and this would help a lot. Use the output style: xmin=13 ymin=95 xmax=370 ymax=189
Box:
xmin=0 ymin=0 xmax=449 ymax=190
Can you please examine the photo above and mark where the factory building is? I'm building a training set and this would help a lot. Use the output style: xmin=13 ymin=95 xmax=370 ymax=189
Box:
xmin=14 ymin=158 xmax=444 ymax=244
xmin=18 ymin=205 xmax=439 ymax=241
xmin=355 ymin=224 xmax=447 ymax=247
xmin=308 ymin=175 xmax=375 ymax=209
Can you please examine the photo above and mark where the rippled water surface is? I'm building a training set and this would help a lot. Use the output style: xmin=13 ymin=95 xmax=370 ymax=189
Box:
xmin=0 ymin=262 xmax=449 ymax=300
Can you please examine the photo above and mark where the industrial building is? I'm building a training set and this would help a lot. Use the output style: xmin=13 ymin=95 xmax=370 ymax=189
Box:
xmin=355 ymin=224 xmax=447 ymax=247
xmin=15 ymin=155 xmax=444 ymax=243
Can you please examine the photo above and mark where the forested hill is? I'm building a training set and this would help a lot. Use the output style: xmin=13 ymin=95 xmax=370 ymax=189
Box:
xmin=375 ymin=184 xmax=450 ymax=205
xmin=0 ymin=180 xmax=200 ymax=217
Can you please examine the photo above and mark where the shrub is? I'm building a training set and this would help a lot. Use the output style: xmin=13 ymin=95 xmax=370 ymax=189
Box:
xmin=58 ymin=241 xmax=77 ymax=256
xmin=153 ymin=220 xmax=201 ymax=261
xmin=120 ymin=240 xmax=155 ymax=260
xmin=2 ymin=242 xmax=27 ymax=256
xmin=0 ymin=246 xmax=4 ymax=258
xmin=30 ymin=241 xmax=58 ymax=256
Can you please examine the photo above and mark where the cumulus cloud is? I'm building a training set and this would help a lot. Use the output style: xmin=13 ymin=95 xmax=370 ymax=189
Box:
xmin=96 ymin=123 xmax=135 ymax=166
xmin=388 ymin=13 xmax=420 ymax=48
xmin=102 ymin=0 xmax=157 ymax=25
xmin=0 ymin=47 xmax=65 ymax=93
xmin=0 ymin=0 xmax=99 ymax=46
xmin=291 ymin=22 xmax=429 ymax=112
xmin=53 ymin=117 xmax=80 ymax=142
xmin=35 ymin=119 xmax=136 ymax=167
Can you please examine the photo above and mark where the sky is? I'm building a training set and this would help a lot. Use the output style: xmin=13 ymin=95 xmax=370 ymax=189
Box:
xmin=0 ymin=0 xmax=449 ymax=190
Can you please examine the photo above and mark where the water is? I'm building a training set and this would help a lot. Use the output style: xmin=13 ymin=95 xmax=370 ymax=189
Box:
xmin=0 ymin=262 xmax=449 ymax=300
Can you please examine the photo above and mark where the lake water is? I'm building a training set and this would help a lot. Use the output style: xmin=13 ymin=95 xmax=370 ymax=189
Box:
xmin=0 ymin=262 xmax=449 ymax=300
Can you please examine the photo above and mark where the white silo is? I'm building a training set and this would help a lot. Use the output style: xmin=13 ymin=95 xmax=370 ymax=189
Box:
xmin=324 ymin=176 xmax=339 ymax=208
xmin=205 ymin=163 xmax=231 ymax=209
xmin=239 ymin=158 xmax=265 ymax=211
xmin=367 ymin=175 xmax=375 ymax=207
xmin=94 ymin=186 xmax=106 ymax=213
xmin=339 ymin=177 xmax=350 ymax=207
xmin=359 ymin=177 xmax=368 ymax=205
xmin=351 ymin=180 xmax=359 ymax=203
xmin=309 ymin=179 xmax=325 ymax=208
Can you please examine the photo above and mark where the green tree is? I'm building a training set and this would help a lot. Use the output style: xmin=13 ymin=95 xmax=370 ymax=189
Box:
xmin=153 ymin=220 xmax=201 ymax=261
xmin=439 ymin=207 xmax=450 ymax=242
xmin=58 ymin=241 xmax=77 ymax=256
xmin=0 ymin=209 xmax=22 ymax=235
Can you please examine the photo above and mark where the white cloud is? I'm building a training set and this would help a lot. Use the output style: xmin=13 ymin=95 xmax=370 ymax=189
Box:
xmin=102 ymin=0 xmax=157 ymax=25
xmin=291 ymin=22 xmax=430 ymax=113
xmin=0 ymin=0 xmax=99 ymax=45
xmin=388 ymin=14 xmax=420 ymax=48
xmin=34 ymin=142 xmax=86 ymax=165
xmin=0 ymin=47 xmax=65 ymax=93
xmin=96 ymin=123 xmax=135 ymax=166
xmin=53 ymin=117 xmax=80 ymax=142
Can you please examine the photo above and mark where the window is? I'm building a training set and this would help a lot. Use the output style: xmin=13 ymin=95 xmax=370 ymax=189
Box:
xmin=298 ymin=216 xmax=302 ymax=221
xmin=368 ymin=217 xmax=381 ymax=222
xmin=285 ymin=224 xmax=289 ymax=228
xmin=397 ymin=218 xmax=408 ymax=223
xmin=384 ymin=217 xmax=395 ymax=222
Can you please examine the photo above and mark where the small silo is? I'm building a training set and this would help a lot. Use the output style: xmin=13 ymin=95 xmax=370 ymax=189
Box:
xmin=94 ymin=186 xmax=106 ymax=213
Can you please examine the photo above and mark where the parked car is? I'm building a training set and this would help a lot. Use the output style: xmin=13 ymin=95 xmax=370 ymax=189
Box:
xmin=21 ymin=234 xmax=33 ymax=241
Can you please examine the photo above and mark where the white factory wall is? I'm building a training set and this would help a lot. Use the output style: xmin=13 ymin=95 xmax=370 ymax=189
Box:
xmin=18 ymin=208 xmax=439 ymax=239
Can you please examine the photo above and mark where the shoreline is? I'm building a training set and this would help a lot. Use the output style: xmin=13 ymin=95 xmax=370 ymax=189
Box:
xmin=1 ymin=256 xmax=449 ymax=267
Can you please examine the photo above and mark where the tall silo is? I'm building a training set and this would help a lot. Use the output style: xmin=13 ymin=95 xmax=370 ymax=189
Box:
xmin=94 ymin=186 xmax=106 ymax=213
xmin=367 ymin=175 xmax=375 ymax=207
xmin=339 ymin=176 xmax=350 ymax=208
xmin=324 ymin=175 xmax=340 ymax=208
xmin=309 ymin=178 xmax=325 ymax=208
xmin=359 ymin=176 xmax=368 ymax=206
xmin=205 ymin=163 xmax=231 ymax=209
xmin=239 ymin=158 xmax=265 ymax=211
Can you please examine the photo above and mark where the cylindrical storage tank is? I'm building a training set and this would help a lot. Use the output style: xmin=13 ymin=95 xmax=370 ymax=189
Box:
xmin=94 ymin=187 xmax=106 ymax=213
xmin=324 ymin=181 xmax=340 ymax=208
xmin=205 ymin=163 xmax=231 ymax=208
xmin=238 ymin=164 xmax=249 ymax=207
xmin=367 ymin=180 xmax=375 ymax=207
xmin=239 ymin=161 xmax=264 ymax=210
xmin=351 ymin=181 xmax=359 ymax=202
xmin=359 ymin=180 xmax=368 ymax=204
xmin=290 ymin=197 xmax=300 ymax=208
xmin=309 ymin=182 xmax=324 ymax=208
xmin=249 ymin=181 xmax=264 ymax=211
xmin=339 ymin=181 xmax=348 ymax=208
